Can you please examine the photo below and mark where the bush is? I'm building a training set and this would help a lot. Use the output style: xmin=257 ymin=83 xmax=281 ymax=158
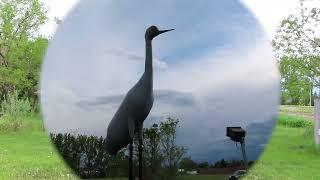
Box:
xmin=277 ymin=114 xmax=313 ymax=128
xmin=1 ymin=90 xmax=32 ymax=119
xmin=0 ymin=90 xmax=32 ymax=132
xmin=50 ymin=133 xmax=128 ymax=179
xmin=303 ymin=124 xmax=314 ymax=138
xmin=50 ymin=117 xmax=186 ymax=179
xmin=0 ymin=119 xmax=25 ymax=132
xmin=140 ymin=117 xmax=186 ymax=180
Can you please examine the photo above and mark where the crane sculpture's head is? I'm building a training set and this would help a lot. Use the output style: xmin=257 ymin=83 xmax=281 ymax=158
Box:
xmin=145 ymin=25 xmax=174 ymax=41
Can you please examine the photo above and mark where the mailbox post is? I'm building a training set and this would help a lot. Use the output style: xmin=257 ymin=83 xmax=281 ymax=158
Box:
xmin=226 ymin=127 xmax=248 ymax=170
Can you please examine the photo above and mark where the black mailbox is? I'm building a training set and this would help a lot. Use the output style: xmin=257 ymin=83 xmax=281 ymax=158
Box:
xmin=226 ymin=127 xmax=246 ymax=142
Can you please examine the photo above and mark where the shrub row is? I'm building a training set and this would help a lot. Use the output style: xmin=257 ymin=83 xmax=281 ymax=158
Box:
xmin=277 ymin=114 xmax=313 ymax=128
xmin=49 ymin=133 xmax=121 ymax=179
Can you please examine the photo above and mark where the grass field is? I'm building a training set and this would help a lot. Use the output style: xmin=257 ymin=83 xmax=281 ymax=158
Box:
xmin=0 ymin=131 xmax=75 ymax=179
xmin=279 ymin=105 xmax=314 ymax=120
xmin=244 ymin=122 xmax=320 ymax=179
xmin=0 ymin=106 xmax=319 ymax=179
xmin=176 ymin=175 xmax=228 ymax=180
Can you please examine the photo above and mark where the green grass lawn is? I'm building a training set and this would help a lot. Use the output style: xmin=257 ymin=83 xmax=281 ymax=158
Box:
xmin=0 ymin=106 xmax=319 ymax=179
xmin=244 ymin=117 xmax=320 ymax=180
xmin=177 ymin=175 xmax=228 ymax=180
xmin=100 ymin=175 xmax=228 ymax=180
xmin=0 ymin=128 xmax=228 ymax=180
xmin=0 ymin=130 xmax=75 ymax=179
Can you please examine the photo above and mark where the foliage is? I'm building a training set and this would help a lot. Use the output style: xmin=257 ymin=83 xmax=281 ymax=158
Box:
xmin=213 ymin=158 xmax=227 ymax=168
xmin=1 ymin=90 xmax=31 ymax=117
xmin=133 ymin=117 xmax=186 ymax=180
xmin=0 ymin=0 xmax=48 ymax=108
xmin=179 ymin=156 xmax=197 ymax=171
xmin=303 ymin=123 xmax=314 ymax=138
xmin=50 ymin=133 xmax=115 ymax=179
xmin=277 ymin=114 xmax=313 ymax=128
xmin=140 ymin=123 xmax=163 ymax=179
xmin=272 ymin=0 xmax=320 ymax=58
xmin=272 ymin=0 xmax=320 ymax=105
xmin=0 ymin=89 xmax=32 ymax=131
xmin=50 ymin=117 xmax=186 ymax=179
xmin=197 ymin=161 xmax=209 ymax=168
xmin=158 ymin=117 xmax=186 ymax=179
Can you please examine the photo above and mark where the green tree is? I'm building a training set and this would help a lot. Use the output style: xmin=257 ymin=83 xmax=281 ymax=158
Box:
xmin=214 ymin=158 xmax=227 ymax=168
xmin=179 ymin=156 xmax=197 ymax=171
xmin=159 ymin=117 xmax=186 ymax=179
xmin=198 ymin=161 xmax=209 ymax=168
xmin=143 ymin=123 xmax=163 ymax=179
xmin=134 ymin=117 xmax=186 ymax=180
xmin=0 ymin=0 xmax=48 ymax=108
xmin=272 ymin=0 xmax=320 ymax=105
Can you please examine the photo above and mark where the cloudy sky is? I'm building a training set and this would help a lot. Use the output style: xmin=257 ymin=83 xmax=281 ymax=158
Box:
xmin=41 ymin=0 xmax=280 ymax=163
xmin=40 ymin=0 xmax=320 ymax=39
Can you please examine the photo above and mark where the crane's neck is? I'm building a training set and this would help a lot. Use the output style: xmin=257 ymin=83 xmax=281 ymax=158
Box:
xmin=144 ymin=39 xmax=153 ymax=82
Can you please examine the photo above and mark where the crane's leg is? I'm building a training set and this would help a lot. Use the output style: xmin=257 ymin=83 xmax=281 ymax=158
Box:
xmin=128 ymin=118 xmax=135 ymax=180
xmin=138 ymin=124 xmax=143 ymax=180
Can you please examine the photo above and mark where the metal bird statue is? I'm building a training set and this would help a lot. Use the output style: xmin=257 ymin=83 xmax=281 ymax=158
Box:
xmin=105 ymin=26 xmax=174 ymax=180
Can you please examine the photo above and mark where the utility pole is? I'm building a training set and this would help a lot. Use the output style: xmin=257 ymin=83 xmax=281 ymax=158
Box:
xmin=310 ymin=85 xmax=312 ymax=106
xmin=315 ymin=98 xmax=320 ymax=146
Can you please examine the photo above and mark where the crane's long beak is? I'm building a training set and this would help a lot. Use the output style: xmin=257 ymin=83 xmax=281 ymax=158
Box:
xmin=157 ymin=29 xmax=174 ymax=35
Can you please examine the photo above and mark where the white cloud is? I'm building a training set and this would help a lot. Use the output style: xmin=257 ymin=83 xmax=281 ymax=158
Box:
xmin=154 ymin=37 xmax=278 ymax=96
xmin=39 ymin=0 xmax=303 ymax=39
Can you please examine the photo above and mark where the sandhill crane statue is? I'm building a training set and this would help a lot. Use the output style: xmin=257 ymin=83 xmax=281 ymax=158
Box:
xmin=105 ymin=26 xmax=174 ymax=180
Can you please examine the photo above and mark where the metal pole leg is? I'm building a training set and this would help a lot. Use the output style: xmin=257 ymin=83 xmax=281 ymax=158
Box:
xmin=129 ymin=138 xmax=133 ymax=180
xmin=240 ymin=138 xmax=248 ymax=170
xmin=139 ymin=137 xmax=143 ymax=180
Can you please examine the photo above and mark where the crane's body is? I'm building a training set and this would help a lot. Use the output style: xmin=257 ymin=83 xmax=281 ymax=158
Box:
xmin=105 ymin=26 xmax=174 ymax=156
xmin=105 ymin=69 xmax=154 ymax=155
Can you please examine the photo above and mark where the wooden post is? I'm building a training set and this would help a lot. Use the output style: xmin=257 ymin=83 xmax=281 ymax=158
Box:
xmin=315 ymin=98 xmax=320 ymax=146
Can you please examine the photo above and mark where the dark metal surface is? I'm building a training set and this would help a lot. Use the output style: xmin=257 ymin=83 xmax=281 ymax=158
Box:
xmin=139 ymin=138 xmax=143 ymax=180
xmin=129 ymin=139 xmax=133 ymax=180
xmin=105 ymin=26 xmax=174 ymax=180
